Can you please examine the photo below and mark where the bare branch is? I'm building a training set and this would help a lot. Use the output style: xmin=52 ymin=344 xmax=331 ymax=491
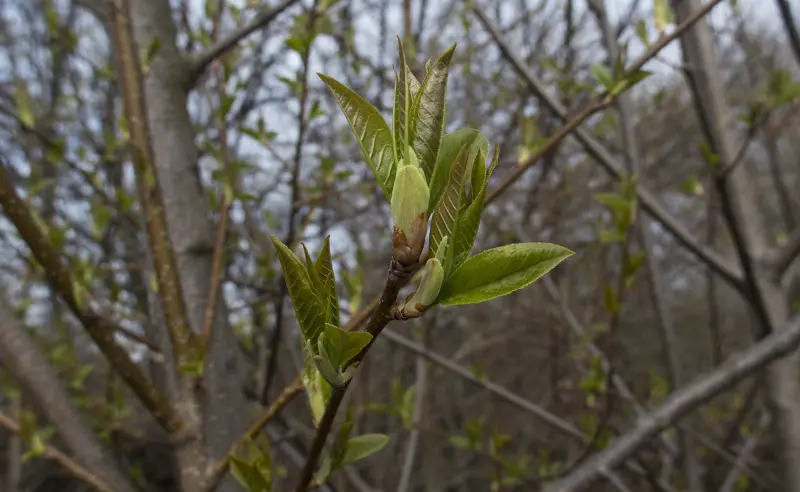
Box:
xmin=0 ymin=159 xmax=180 ymax=434
xmin=0 ymin=411 xmax=116 ymax=492
xmin=776 ymin=227 xmax=800 ymax=277
xmin=0 ymin=297 xmax=137 ymax=492
xmin=543 ymin=315 xmax=800 ymax=492
xmin=187 ymin=0 xmax=302 ymax=88
xmin=473 ymin=0 xmax=745 ymax=290
xmin=775 ymin=0 xmax=800 ymax=69
xmin=206 ymin=377 xmax=304 ymax=491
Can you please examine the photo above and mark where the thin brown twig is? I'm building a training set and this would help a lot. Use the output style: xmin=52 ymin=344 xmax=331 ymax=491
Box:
xmin=205 ymin=377 xmax=304 ymax=491
xmin=202 ymin=0 xmax=234 ymax=347
xmin=0 ymin=411 xmax=115 ymax=492
xmin=0 ymin=158 xmax=180 ymax=434
xmin=475 ymin=0 xmax=743 ymax=292
xmin=188 ymin=0 xmax=302 ymax=87
xmin=544 ymin=315 xmax=800 ymax=492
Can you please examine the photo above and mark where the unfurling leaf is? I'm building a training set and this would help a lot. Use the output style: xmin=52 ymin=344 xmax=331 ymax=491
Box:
xmin=400 ymin=256 xmax=445 ymax=318
xmin=590 ymin=64 xmax=615 ymax=91
xmin=314 ymin=236 xmax=339 ymax=328
xmin=429 ymin=143 xmax=470 ymax=260
xmin=302 ymin=343 xmax=332 ymax=426
xmin=410 ymin=43 xmax=457 ymax=181
xmin=653 ymin=0 xmax=674 ymax=33
xmin=318 ymin=73 xmax=396 ymax=200
xmin=393 ymin=39 xmax=422 ymax=161
xmin=341 ymin=434 xmax=390 ymax=466
xmin=438 ymin=243 xmax=574 ymax=306
xmin=451 ymin=146 xmax=498 ymax=269
xmin=391 ymin=153 xmax=430 ymax=265
xmin=270 ymin=236 xmax=325 ymax=344
xmin=429 ymin=128 xmax=489 ymax=212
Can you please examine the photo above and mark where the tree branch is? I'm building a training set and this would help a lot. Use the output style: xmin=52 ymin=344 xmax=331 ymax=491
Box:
xmin=0 ymin=411 xmax=116 ymax=492
xmin=543 ymin=315 xmax=800 ymax=492
xmin=109 ymin=0 xmax=210 ymax=486
xmin=206 ymin=377 xmax=304 ymax=491
xmin=775 ymin=0 xmax=800 ymax=70
xmin=0 ymin=297 xmax=137 ymax=492
xmin=776 ymin=227 xmax=800 ymax=277
xmin=293 ymin=260 xmax=416 ymax=492
xmin=0 ymin=159 xmax=180 ymax=434
xmin=187 ymin=0 xmax=302 ymax=88
xmin=473 ymin=0 xmax=744 ymax=290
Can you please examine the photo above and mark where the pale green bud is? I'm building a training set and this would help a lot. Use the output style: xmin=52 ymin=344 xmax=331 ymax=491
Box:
xmin=391 ymin=155 xmax=430 ymax=265
xmin=399 ymin=257 xmax=444 ymax=318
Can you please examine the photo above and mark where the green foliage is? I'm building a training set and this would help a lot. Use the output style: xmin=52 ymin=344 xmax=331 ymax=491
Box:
xmin=18 ymin=410 xmax=55 ymax=463
xmin=429 ymin=128 xmax=489 ymax=212
xmin=230 ymin=435 xmax=282 ymax=492
xmin=315 ymin=409 xmax=389 ymax=485
xmin=267 ymin=39 xmax=574 ymax=487
xmin=653 ymin=0 xmax=674 ymax=33
xmin=393 ymin=40 xmax=421 ymax=162
xmin=318 ymin=74 xmax=397 ymax=200
xmin=270 ymin=236 xmax=326 ymax=344
xmin=437 ymin=243 xmax=574 ymax=306
xmin=428 ymin=143 xmax=470 ymax=260
xmin=409 ymin=44 xmax=457 ymax=180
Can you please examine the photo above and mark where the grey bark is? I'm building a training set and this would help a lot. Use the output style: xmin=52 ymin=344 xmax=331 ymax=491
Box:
xmin=125 ymin=1 xmax=249 ymax=489
xmin=587 ymin=1 xmax=702 ymax=489
xmin=0 ymin=295 xmax=138 ymax=492
xmin=672 ymin=1 xmax=800 ymax=490
xmin=5 ymin=395 xmax=21 ymax=491
xmin=544 ymin=314 xmax=800 ymax=491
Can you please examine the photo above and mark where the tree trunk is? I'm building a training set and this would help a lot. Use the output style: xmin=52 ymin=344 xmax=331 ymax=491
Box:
xmin=672 ymin=1 xmax=800 ymax=490
xmin=126 ymin=1 xmax=249 ymax=489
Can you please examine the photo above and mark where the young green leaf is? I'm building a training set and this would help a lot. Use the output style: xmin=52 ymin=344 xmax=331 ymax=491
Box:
xmin=393 ymin=39 xmax=421 ymax=161
xmin=429 ymin=128 xmax=489 ymax=212
xmin=271 ymin=236 xmax=325 ymax=343
xmin=450 ymin=146 xmax=498 ymax=269
xmin=438 ymin=243 xmax=574 ymax=306
xmin=410 ymin=43 xmax=457 ymax=181
xmin=302 ymin=343 xmax=332 ymax=426
xmin=429 ymin=143 xmax=469 ymax=259
xmin=314 ymin=236 xmax=339 ymax=328
xmin=341 ymin=434 xmax=390 ymax=466
xmin=318 ymin=73 xmax=396 ymax=200
xmin=340 ymin=330 xmax=372 ymax=366
xmin=230 ymin=455 xmax=272 ymax=492
xmin=451 ymin=185 xmax=485 ymax=270
xmin=653 ymin=0 xmax=673 ymax=32
xmin=589 ymin=64 xmax=615 ymax=92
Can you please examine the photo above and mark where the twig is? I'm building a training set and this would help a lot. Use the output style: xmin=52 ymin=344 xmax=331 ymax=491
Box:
xmin=474 ymin=0 xmax=744 ymax=290
xmin=206 ymin=377 xmax=304 ymax=490
xmin=776 ymin=227 xmax=800 ymax=277
xmin=379 ymin=328 xmax=656 ymax=486
xmin=202 ymin=0 xmax=234 ymax=347
xmin=0 ymin=411 xmax=115 ymax=492
xmin=775 ymin=0 xmax=800 ymax=69
xmin=717 ymin=411 xmax=771 ymax=492
xmin=543 ymin=315 xmax=800 ymax=492
xmin=396 ymin=323 xmax=430 ymax=492
xmin=293 ymin=260 xmax=415 ymax=492
xmin=0 ymin=158 xmax=180 ymax=434
xmin=187 ymin=0 xmax=302 ymax=87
